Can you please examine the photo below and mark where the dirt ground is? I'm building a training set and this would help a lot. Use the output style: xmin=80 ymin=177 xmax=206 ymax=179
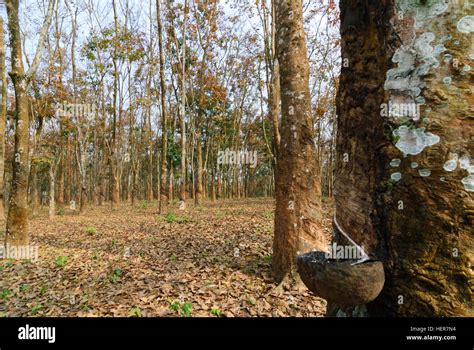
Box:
xmin=0 ymin=198 xmax=334 ymax=317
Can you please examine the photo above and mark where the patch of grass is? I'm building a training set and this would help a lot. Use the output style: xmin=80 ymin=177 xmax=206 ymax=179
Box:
xmin=141 ymin=200 xmax=149 ymax=209
xmin=0 ymin=289 xmax=12 ymax=299
xmin=111 ymin=239 xmax=118 ymax=248
xmin=31 ymin=304 xmax=43 ymax=315
xmin=91 ymin=251 xmax=100 ymax=260
xmin=215 ymin=211 xmax=225 ymax=219
xmin=163 ymin=212 xmax=191 ymax=224
xmin=0 ymin=259 xmax=15 ymax=271
xmin=169 ymin=300 xmax=193 ymax=317
xmin=109 ymin=268 xmax=123 ymax=284
xmin=263 ymin=211 xmax=274 ymax=219
xmin=55 ymin=256 xmax=69 ymax=268
xmin=262 ymin=255 xmax=272 ymax=263
xmin=20 ymin=284 xmax=30 ymax=293
xmin=169 ymin=254 xmax=177 ymax=263
xmin=39 ymin=286 xmax=47 ymax=295
xmin=84 ymin=226 xmax=97 ymax=236
xmin=129 ymin=307 xmax=142 ymax=317
xmin=210 ymin=307 xmax=222 ymax=317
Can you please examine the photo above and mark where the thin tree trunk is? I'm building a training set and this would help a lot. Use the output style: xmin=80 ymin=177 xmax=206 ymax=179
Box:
xmin=48 ymin=165 xmax=56 ymax=219
xmin=157 ymin=0 xmax=168 ymax=214
xmin=179 ymin=0 xmax=188 ymax=207
xmin=195 ymin=134 xmax=203 ymax=206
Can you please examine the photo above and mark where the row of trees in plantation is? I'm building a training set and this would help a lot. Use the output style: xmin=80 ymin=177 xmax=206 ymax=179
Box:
xmin=0 ymin=0 xmax=339 ymax=244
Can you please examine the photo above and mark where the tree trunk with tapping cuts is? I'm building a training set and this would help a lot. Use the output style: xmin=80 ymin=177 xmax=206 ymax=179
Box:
xmin=272 ymin=0 xmax=325 ymax=283
xmin=330 ymin=0 xmax=473 ymax=317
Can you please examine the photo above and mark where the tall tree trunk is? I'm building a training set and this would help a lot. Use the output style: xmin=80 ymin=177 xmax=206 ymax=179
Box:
xmin=179 ymin=0 xmax=188 ymax=207
xmin=110 ymin=0 xmax=120 ymax=209
xmin=272 ymin=0 xmax=325 ymax=283
xmin=5 ymin=0 xmax=31 ymax=246
xmin=330 ymin=0 xmax=473 ymax=317
xmin=157 ymin=0 xmax=168 ymax=214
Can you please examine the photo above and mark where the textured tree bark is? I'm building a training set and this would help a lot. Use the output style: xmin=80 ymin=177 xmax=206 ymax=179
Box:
xmin=5 ymin=0 xmax=31 ymax=246
xmin=331 ymin=0 xmax=473 ymax=317
xmin=272 ymin=0 xmax=325 ymax=283
xmin=5 ymin=0 xmax=54 ymax=246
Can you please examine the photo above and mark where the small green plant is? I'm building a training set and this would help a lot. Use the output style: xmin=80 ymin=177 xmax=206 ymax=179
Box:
xmin=164 ymin=213 xmax=177 ymax=223
xmin=39 ymin=286 xmax=47 ymax=295
xmin=85 ymin=226 xmax=97 ymax=236
xmin=163 ymin=212 xmax=191 ymax=224
xmin=109 ymin=268 xmax=123 ymax=284
xmin=58 ymin=208 xmax=65 ymax=216
xmin=20 ymin=284 xmax=31 ymax=293
xmin=129 ymin=307 xmax=142 ymax=317
xmin=169 ymin=254 xmax=177 ymax=262
xmin=0 ymin=289 xmax=12 ymax=299
xmin=169 ymin=301 xmax=180 ymax=313
xmin=55 ymin=256 xmax=68 ymax=268
xmin=91 ymin=251 xmax=99 ymax=260
xmin=215 ymin=211 xmax=225 ymax=219
xmin=181 ymin=302 xmax=192 ymax=317
xmin=1 ymin=259 xmax=14 ymax=270
xmin=169 ymin=300 xmax=193 ymax=317
xmin=31 ymin=304 xmax=43 ymax=315
xmin=141 ymin=200 xmax=149 ymax=209
xmin=263 ymin=211 xmax=274 ymax=219
xmin=262 ymin=255 xmax=272 ymax=263
xmin=81 ymin=303 xmax=91 ymax=311
xmin=111 ymin=239 xmax=117 ymax=248
xmin=210 ymin=307 xmax=221 ymax=317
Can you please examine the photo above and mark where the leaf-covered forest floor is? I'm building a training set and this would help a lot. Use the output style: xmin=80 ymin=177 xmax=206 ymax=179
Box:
xmin=0 ymin=198 xmax=334 ymax=317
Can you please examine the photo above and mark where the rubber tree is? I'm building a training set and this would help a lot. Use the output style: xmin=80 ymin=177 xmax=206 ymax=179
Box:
xmin=157 ymin=0 xmax=169 ymax=214
xmin=331 ymin=0 xmax=473 ymax=316
xmin=5 ymin=0 xmax=55 ymax=247
xmin=272 ymin=0 xmax=326 ymax=283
